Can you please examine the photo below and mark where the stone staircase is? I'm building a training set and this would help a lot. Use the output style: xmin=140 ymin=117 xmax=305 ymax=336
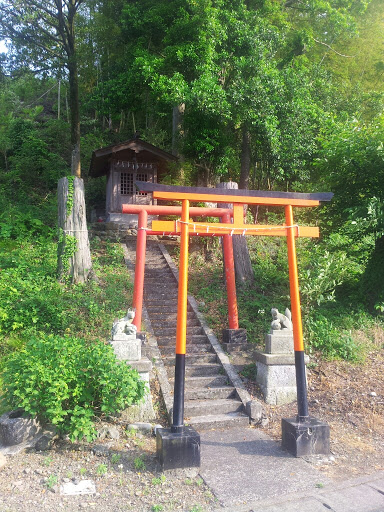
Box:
xmin=124 ymin=239 xmax=254 ymax=430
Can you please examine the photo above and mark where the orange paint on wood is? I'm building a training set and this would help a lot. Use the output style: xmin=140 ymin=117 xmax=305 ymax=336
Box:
xmin=222 ymin=212 xmax=239 ymax=329
xmin=233 ymin=203 xmax=245 ymax=224
xmin=285 ymin=205 xmax=304 ymax=352
xmin=132 ymin=209 xmax=147 ymax=330
xmin=176 ymin=200 xmax=190 ymax=355
xmin=122 ymin=204 xmax=233 ymax=218
xmin=153 ymin=191 xmax=321 ymax=207
xmin=151 ymin=220 xmax=319 ymax=238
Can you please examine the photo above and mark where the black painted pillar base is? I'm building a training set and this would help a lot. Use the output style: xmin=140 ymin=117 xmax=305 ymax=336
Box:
xmin=156 ymin=426 xmax=201 ymax=471
xmin=281 ymin=416 xmax=330 ymax=457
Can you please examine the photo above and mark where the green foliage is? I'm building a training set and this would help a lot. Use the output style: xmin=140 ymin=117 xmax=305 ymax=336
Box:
xmin=111 ymin=453 xmax=121 ymax=465
xmin=133 ymin=455 xmax=146 ymax=471
xmin=0 ymin=334 xmax=145 ymax=441
xmin=152 ymin=475 xmax=166 ymax=486
xmin=306 ymin=313 xmax=362 ymax=361
xmin=96 ymin=464 xmax=108 ymax=476
xmin=57 ymin=230 xmax=78 ymax=283
xmin=66 ymin=176 xmax=75 ymax=217
xmin=0 ymin=238 xmax=132 ymax=354
xmin=46 ymin=474 xmax=58 ymax=489
xmin=0 ymin=208 xmax=52 ymax=241
xmin=239 ymin=363 xmax=257 ymax=380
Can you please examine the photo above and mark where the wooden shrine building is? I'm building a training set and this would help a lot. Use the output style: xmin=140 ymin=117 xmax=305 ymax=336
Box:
xmin=89 ymin=136 xmax=177 ymax=223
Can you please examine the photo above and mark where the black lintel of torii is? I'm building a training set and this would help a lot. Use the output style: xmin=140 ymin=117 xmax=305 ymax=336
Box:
xmin=135 ymin=181 xmax=333 ymax=202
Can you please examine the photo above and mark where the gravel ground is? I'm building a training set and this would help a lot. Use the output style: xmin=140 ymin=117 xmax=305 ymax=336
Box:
xmin=0 ymin=424 xmax=218 ymax=512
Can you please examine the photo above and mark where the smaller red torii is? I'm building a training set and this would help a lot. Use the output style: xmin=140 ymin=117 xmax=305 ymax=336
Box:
xmin=121 ymin=203 xmax=237 ymax=332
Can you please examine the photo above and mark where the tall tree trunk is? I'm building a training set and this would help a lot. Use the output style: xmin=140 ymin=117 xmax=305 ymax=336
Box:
xmin=66 ymin=2 xmax=81 ymax=179
xmin=58 ymin=78 xmax=61 ymax=120
xmin=216 ymin=181 xmax=254 ymax=285
xmin=58 ymin=177 xmax=92 ymax=284
xmin=68 ymin=57 xmax=81 ymax=178
xmin=57 ymin=5 xmax=92 ymax=284
xmin=239 ymin=127 xmax=251 ymax=190
xmin=172 ymin=103 xmax=185 ymax=157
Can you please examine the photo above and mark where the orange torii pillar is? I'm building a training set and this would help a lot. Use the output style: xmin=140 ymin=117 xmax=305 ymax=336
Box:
xmin=136 ymin=181 xmax=333 ymax=464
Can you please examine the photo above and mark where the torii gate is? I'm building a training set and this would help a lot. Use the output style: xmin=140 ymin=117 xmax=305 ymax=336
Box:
xmin=124 ymin=182 xmax=333 ymax=465
xmin=134 ymin=181 xmax=333 ymax=443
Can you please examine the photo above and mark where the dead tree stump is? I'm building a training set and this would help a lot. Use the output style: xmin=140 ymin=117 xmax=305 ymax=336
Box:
xmin=57 ymin=177 xmax=92 ymax=283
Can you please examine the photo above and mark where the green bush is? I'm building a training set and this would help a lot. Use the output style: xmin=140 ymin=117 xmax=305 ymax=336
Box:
xmin=0 ymin=334 xmax=145 ymax=441
xmin=306 ymin=313 xmax=362 ymax=361
xmin=0 ymin=239 xmax=132 ymax=348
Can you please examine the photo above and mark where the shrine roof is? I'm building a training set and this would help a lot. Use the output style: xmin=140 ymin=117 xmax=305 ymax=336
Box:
xmin=89 ymin=138 xmax=177 ymax=177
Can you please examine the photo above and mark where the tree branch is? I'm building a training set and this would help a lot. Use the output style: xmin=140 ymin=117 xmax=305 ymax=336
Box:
xmin=27 ymin=0 xmax=59 ymax=20
xmin=313 ymin=38 xmax=355 ymax=58
xmin=2 ymin=22 xmax=64 ymax=60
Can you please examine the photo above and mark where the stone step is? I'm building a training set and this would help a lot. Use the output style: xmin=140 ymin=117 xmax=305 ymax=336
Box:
xmin=187 ymin=412 xmax=250 ymax=430
xmin=149 ymin=316 xmax=200 ymax=325
xmin=125 ymin=240 xmax=252 ymax=432
xmin=184 ymin=386 xmax=236 ymax=401
xmin=181 ymin=375 xmax=230 ymax=388
xmin=157 ymin=335 xmax=208 ymax=346
xmin=153 ymin=326 xmax=204 ymax=336
xmin=167 ymin=363 xmax=222 ymax=378
xmin=145 ymin=293 xmax=179 ymax=300
xmin=145 ymin=304 xmax=194 ymax=312
xmin=144 ymin=274 xmax=176 ymax=280
xmin=147 ymin=314 xmax=198 ymax=325
xmin=159 ymin=344 xmax=213 ymax=355
xmin=162 ymin=353 xmax=217 ymax=366
xmin=145 ymin=297 xmax=178 ymax=303
xmin=184 ymin=398 xmax=243 ymax=417
xmin=145 ymin=291 xmax=178 ymax=298
xmin=144 ymin=282 xmax=177 ymax=289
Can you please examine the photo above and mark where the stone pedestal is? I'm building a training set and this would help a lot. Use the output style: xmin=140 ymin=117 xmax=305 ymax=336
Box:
xmin=254 ymin=330 xmax=307 ymax=405
xmin=119 ymin=357 xmax=155 ymax=423
xmin=109 ymin=335 xmax=141 ymax=361
xmin=282 ymin=416 xmax=330 ymax=457
xmin=156 ymin=426 xmax=200 ymax=471
xmin=109 ymin=335 xmax=155 ymax=422
xmin=222 ymin=328 xmax=247 ymax=353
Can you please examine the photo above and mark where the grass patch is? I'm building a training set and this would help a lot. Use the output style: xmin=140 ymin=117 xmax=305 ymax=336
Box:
xmin=186 ymin=235 xmax=383 ymax=361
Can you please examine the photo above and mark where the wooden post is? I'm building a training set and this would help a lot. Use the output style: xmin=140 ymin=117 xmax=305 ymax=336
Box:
xmin=222 ymin=213 xmax=239 ymax=329
xmin=57 ymin=177 xmax=92 ymax=283
xmin=216 ymin=182 xmax=254 ymax=285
